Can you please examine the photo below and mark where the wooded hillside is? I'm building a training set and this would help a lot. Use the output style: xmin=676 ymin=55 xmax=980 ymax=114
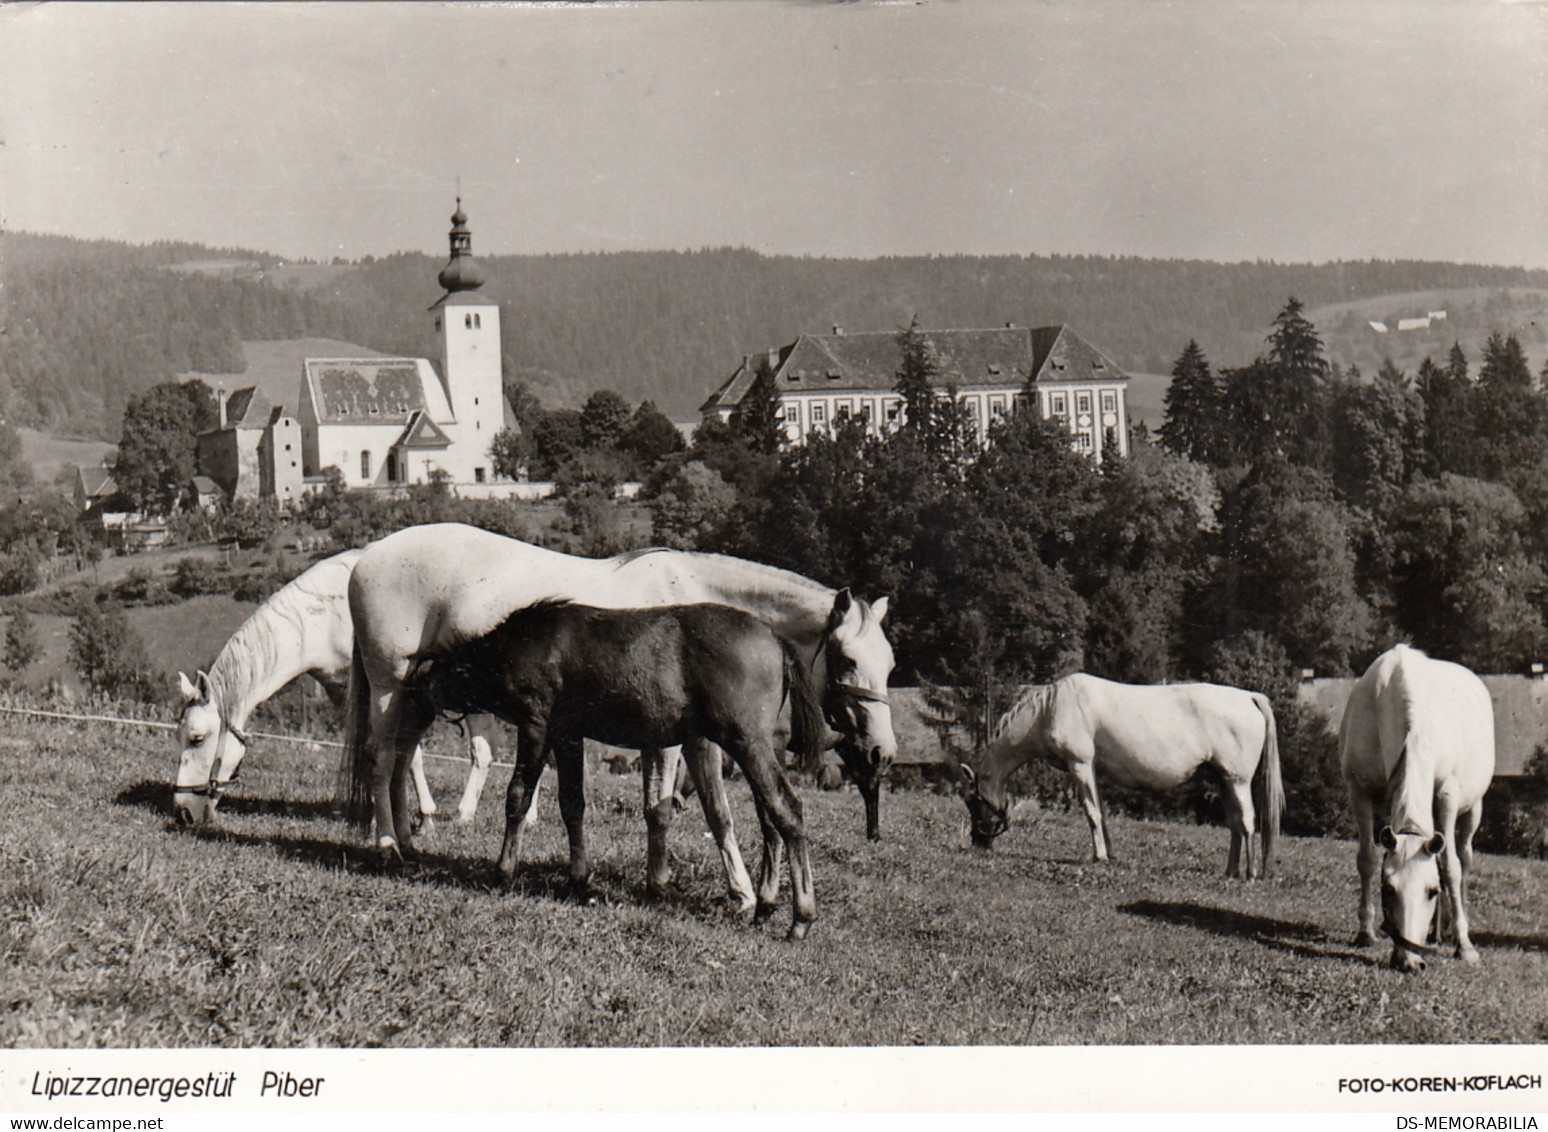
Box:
xmin=5 ymin=230 xmax=1548 ymax=438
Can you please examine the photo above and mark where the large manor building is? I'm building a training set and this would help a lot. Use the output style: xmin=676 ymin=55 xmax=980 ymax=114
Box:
xmin=700 ymin=323 xmax=1131 ymax=463
xmin=194 ymin=202 xmax=514 ymax=505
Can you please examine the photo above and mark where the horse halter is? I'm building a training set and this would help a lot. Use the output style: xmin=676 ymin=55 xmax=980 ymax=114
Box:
xmin=177 ymin=719 xmax=251 ymax=799
xmin=1378 ymin=825 xmax=1442 ymax=959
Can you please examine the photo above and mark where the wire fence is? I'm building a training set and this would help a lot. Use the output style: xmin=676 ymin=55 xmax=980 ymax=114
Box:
xmin=0 ymin=701 xmax=514 ymax=769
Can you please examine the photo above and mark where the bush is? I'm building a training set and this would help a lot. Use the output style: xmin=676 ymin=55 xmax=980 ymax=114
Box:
xmin=170 ymin=556 xmax=226 ymax=597
xmin=0 ymin=550 xmax=42 ymax=597
xmin=114 ymin=566 xmax=176 ymax=607
xmin=4 ymin=608 xmax=40 ymax=673
xmin=68 ymin=596 xmax=160 ymax=703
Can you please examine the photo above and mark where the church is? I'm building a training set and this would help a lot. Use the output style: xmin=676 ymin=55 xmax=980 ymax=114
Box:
xmin=195 ymin=202 xmax=516 ymax=505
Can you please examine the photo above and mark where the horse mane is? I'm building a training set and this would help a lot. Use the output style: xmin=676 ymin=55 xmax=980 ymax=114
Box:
xmin=994 ymin=683 xmax=1053 ymax=739
xmin=780 ymin=636 xmax=826 ymax=771
xmin=611 ymin=546 xmax=834 ymax=598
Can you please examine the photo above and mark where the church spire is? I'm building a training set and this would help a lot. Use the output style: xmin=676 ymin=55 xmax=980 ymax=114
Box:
xmin=437 ymin=196 xmax=486 ymax=293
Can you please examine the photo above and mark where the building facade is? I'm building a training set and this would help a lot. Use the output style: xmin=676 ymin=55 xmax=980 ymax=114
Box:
xmin=700 ymin=323 xmax=1131 ymax=463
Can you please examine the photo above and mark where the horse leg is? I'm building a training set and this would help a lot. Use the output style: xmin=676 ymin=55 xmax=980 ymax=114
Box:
xmin=641 ymin=747 xmax=678 ymax=898
xmin=409 ymin=744 xmax=436 ymax=835
xmin=1221 ymin=776 xmax=1257 ymax=880
xmin=1067 ymin=758 xmax=1109 ymax=863
xmin=552 ymin=732 xmax=590 ymax=895
xmin=1443 ymin=799 xmax=1482 ymax=964
xmin=859 ymin=775 xmax=882 ymax=842
xmin=729 ymin=733 xmax=814 ymax=940
xmin=389 ymin=696 xmax=435 ymax=858
xmin=454 ymin=717 xmax=496 ymax=825
xmin=497 ymin=722 xmax=549 ymax=886
xmin=683 ymin=737 xmax=757 ymax=914
xmin=367 ymin=689 xmax=410 ymax=861
xmin=1350 ymin=786 xmax=1381 ymax=948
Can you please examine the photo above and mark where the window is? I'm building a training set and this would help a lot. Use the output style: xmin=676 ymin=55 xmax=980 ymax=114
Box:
xmin=475 ymin=467 xmax=486 ymax=484
xmin=1104 ymin=426 xmax=1119 ymax=452
xmin=989 ymin=395 xmax=1008 ymax=421
xmin=361 ymin=450 xmax=372 ymax=480
xmin=785 ymin=404 xmax=800 ymax=423
xmin=884 ymin=398 xmax=901 ymax=423
xmin=474 ymin=313 xmax=482 ymax=329
xmin=435 ymin=317 xmax=441 ymax=332
xmin=860 ymin=401 xmax=873 ymax=422
xmin=284 ymin=443 xmax=292 ymax=452
xmin=1076 ymin=431 xmax=1094 ymax=452
xmin=465 ymin=314 xmax=473 ymax=329
xmin=386 ymin=452 xmax=398 ymax=482
xmin=1050 ymin=393 xmax=1068 ymax=421
xmin=1077 ymin=392 xmax=1092 ymax=414
xmin=811 ymin=403 xmax=827 ymax=424
xmin=1101 ymin=391 xmax=1117 ymax=414
xmin=834 ymin=400 xmax=853 ymax=420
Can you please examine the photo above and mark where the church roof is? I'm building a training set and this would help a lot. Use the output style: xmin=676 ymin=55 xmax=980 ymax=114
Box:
xmin=185 ymin=338 xmax=390 ymax=419
xmin=700 ymin=324 xmax=1127 ymax=413
xmin=301 ymin=357 xmax=455 ymax=426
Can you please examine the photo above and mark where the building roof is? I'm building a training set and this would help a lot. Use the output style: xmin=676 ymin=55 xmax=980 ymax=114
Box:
xmin=185 ymin=338 xmax=392 ymax=419
xmin=76 ymin=465 xmax=117 ymax=500
xmin=394 ymin=410 xmax=453 ymax=449
xmin=192 ymin=475 xmax=222 ymax=496
xmin=700 ymin=324 xmax=1127 ymax=413
xmin=300 ymin=357 xmax=455 ymax=426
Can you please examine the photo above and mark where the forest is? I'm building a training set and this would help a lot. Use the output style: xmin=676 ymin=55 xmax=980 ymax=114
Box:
xmin=5 ymin=229 xmax=1548 ymax=438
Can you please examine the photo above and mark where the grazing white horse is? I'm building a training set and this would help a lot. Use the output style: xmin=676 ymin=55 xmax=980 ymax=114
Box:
xmin=1340 ymin=644 xmax=1494 ymax=973
xmin=173 ymin=548 xmax=499 ymax=828
xmin=961 ymin=674 xmax=1284 ymax=878
xmin=341 ymin=522 xmax=896 ymax=909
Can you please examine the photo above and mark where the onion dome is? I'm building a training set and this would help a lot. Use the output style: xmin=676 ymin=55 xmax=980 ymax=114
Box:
xmin=437 ymin=197 xmax=485 ymax=292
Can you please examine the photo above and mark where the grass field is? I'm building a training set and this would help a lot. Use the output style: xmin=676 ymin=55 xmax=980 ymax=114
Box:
xmin=3 ymin=711 xmax=1547 ymax=1048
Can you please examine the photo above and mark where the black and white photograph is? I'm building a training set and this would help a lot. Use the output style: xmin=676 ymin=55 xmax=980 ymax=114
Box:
xmin=1 ymin=0 xmax=1546 ymax=1117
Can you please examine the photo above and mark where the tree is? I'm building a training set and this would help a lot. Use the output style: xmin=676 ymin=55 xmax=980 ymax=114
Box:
xmin=1222 ymin=299 xmax=1332 ymax=467
xmin=651 ymin=460 xmax=739 ymax=550
xmin=1391 ymin=473 xmax=1548 ymax=671
xmin=112 ymin=379 xmax=216 ymax=514
xmin=489 ymin=426 xmax=528 ymax=481
xmin=527 ymin=408 xmax=584 ymax=477
xmin=735 ymin=355 xmax=786 ymax=456
xmin=620 ymin=400 xmax=687 ymax=472
xmin=69 ymin=596 xmax=159 ymax=702
xmin=1158 ymin=339 xmax=1223 ymax=465
xmin=4 ymin=608 xmax=39 ymax=674
xmin=1328 ymin=362 xmax=1423 ymax=507
xmin=894 ymin=318 xmax=975 ymax=475
xmin=579 ymin=390 xmax=632 ymax=451
xmin=1478 ymin=331 xmax=1533 ymax=388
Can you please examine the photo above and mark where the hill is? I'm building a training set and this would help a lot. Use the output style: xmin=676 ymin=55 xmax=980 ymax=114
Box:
xmin=6 ymin=230 xmax=1548 ymax=438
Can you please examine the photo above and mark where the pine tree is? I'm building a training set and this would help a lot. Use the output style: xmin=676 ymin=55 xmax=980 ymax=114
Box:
xmin=1158 ymin=339 xmax=1221 ymax=464
xmin=1479 ymin=331 xmax=1533 ymax=387
xmin=736 ymin=355 xmax=786 ymax=456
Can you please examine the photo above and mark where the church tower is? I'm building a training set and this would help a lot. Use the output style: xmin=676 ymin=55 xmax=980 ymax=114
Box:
xmin=431 ymin=198 xmax=503 ymax=484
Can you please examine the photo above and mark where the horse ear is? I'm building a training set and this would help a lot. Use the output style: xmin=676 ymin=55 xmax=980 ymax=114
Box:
xmin=178 ymin=671 xmax=200 ymax=702
xmin=828 ymin=588 xmax=854 ymax=630
xmin=960 ymin=763 xmax=977 ymax=787
xmin=1378 ymin=826 xmax=1397 ymax=851
xmin=196 ymin=670 xmax=214 ymax=703
xmin=870 ymin=596 xmax=889 ymax=625
xmin=1425 ymin=832 xmax=1446 ymax=857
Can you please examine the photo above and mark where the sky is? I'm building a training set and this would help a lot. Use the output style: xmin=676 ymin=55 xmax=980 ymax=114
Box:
xmin=2 ymin=0 xmax=1546 ymax=269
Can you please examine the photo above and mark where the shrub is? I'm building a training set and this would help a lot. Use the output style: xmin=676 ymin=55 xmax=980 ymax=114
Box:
xmin=68 ymin=596 xmax=160 ymax=703
xmin=0 ymin=550 xmax=42 ymax=597
xmin=170 ymin=556 xmax=226 ymax=597
xmin=114 ymin=566 xmax=175 ymax=606
xmin=4 ymin=608 xmax=40 ymax=673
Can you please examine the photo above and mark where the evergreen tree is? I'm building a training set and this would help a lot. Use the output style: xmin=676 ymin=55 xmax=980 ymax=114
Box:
xmin=1157 ymin=339 xmax=1221 ymax=464
xmin=735 ymin=355 xmax=786 ymax=456
xmin=1478 ymin=331 xmax=1534 ymax=387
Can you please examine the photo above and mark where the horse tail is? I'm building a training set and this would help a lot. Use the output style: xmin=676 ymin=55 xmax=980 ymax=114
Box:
xmin=336 ymin=642 xmax=375 ymax=831
xmin=1252 ymin=692 xmax=1284 ymax=876
xmin=780 ymin=635 xmax=825 ymax=772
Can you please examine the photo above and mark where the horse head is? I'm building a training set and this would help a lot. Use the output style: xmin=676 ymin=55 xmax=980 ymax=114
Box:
xmin=819 ymin=589 xmax=896 ymax=777
xmin=1378 ymin=824 xmax=1445 ymax=973
xmin=173 ymin=670 xmax=249 ymax=827
xmin=959 ymin=762 xmax=1010 ymax=850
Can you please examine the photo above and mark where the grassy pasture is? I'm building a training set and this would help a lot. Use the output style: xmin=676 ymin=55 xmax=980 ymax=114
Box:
xmin=3 ymin=712 xmax=1548 ymax=1048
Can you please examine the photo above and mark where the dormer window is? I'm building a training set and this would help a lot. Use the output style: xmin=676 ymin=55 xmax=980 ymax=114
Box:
xmin=827 ymin=369 xmax=843 ymax=381
xmin=988 ymin=363 xmax=1002 ymax=375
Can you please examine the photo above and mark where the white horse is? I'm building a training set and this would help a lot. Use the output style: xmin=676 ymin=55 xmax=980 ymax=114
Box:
xmin=961 ymin=673 xmax=1284 ymax=878
xmin=341 ymin=522 xmax=896 ymax=912
xmin=1340 ymin=644 xmax=1495 ymax=972
xmin=173 ymin=548 xmax=498 ymax=829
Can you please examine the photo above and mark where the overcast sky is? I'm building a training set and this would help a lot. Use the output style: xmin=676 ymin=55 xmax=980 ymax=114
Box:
xmin=3 ymin=0 xmax=1545 ymax=268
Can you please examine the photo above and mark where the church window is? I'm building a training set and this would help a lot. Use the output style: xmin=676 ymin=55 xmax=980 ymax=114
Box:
xmin=435 ymin=317 xmax=441 ymax=332
xmin=475 ymin=467 xmax=487 ymax=483
xmin=361 ymin=451 xmax=372 ymax=480
xmin=474 ymin=313 xmax=482 ymax=329
xmin=465 ymin=314 xmax=473 ymax=329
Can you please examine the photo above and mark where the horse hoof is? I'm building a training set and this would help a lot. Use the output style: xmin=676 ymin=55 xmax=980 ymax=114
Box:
xmin=787 ymin=920 xmax=812 ymax=942
xmin=866 ymin=830 xmax=882 ymax=843
xmin=1353 ymin=931 xmax=1376 ymax=948
xmin=1459 ymin=946 xmax=1481 ymax=965
xmin=752 ymin=902 xmax=777 ymax=925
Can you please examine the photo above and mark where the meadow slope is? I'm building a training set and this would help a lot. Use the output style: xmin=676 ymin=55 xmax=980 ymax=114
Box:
xmin=3 ymin=713 xmax=1546 ymax=1048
